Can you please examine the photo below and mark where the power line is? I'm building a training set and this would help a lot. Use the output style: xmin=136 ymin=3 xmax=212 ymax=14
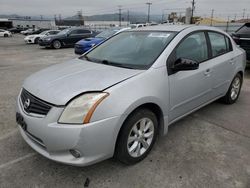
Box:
xmin=146 ymin=2 xmax=152 ymax=23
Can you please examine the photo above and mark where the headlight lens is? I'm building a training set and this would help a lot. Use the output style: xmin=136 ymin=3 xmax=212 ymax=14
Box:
xmin=58 ymin=92 xmax=109 ymax=124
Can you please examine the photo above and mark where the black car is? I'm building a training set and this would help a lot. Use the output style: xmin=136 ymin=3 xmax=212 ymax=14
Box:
xmin=232 ymin=23 xmax=250 ymax=61
xmin=38 ymin=28 xmax=97 ymax=49
xmin=8 ymin=27 xmax=27 ymax=34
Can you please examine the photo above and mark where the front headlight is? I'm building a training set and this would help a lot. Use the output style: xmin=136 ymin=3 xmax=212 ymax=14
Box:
xmin=58 ymin=92 xmax=109 ymax=124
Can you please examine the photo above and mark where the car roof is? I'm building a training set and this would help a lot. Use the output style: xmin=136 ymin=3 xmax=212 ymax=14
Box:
xmin=133 ymin=24 xmax=227 ymax=33
xmin=134 ymin=24 xmax=192 ymax=32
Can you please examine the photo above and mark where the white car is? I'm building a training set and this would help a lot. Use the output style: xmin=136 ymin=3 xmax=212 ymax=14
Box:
xmin=0 ymin=29 xmax=12 ymax=37
xmin=24 ymin=30 xmax=60 ymax=44
xmin=20 ymin=29 xmax=34 ymax=35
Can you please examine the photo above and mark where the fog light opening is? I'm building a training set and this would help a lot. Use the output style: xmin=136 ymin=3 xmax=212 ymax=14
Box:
xmin=69 ymin=149 xmax=81 ymax=158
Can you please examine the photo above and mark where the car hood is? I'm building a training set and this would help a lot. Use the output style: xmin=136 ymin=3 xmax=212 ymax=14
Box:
xmin=23 ymin=58 xmax=144 ymax=105
xmin=77 ymin=37 xmax=104 ymax=46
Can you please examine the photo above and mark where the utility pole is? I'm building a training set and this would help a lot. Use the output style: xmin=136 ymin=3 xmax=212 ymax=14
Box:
xmin=243 ymin=9 xmax=246 ymax=19
xmin=234 ymin=14 xmax=237 ymax=21
xmin=226 ymin=16 xmax=230 ymax=32
xmin=127 ymin=10 xmax=130 ymax=25
xmin=161 ymin=10 xmax=164 ymax=23
xmin=210 ymin=9 xmax=214 ymax=26
xmin=191 ymin=0 xmax=195 ymax=24
xmin=146 ymin=2 xmax=152 ymax=23
xmin=118 ymin=5 xmax=122 ymax=27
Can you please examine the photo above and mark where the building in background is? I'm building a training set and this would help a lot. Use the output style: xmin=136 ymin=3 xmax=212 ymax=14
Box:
xmin=0 ymin=18 xmax=56 ymax=29
xmin=0 ymin=18 xmax=13 ymax=29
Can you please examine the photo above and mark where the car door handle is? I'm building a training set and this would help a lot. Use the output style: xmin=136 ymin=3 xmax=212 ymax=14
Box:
xmin=229 ymin=59 xmax=235 ymax=65
xmin=204 ymin=69 xmax=211 ymax=76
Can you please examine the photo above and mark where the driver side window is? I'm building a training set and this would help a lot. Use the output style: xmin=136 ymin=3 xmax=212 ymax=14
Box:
xmin=176 ymin=32 xmax=208 ymax=63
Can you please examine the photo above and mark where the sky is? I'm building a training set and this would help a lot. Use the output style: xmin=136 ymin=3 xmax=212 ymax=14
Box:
xmin=0 ymin=0 xmax=249 ymax=19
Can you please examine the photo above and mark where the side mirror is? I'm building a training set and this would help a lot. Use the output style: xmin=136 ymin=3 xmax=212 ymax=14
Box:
xmin=172 ymin=58 xmax=199 ymax=72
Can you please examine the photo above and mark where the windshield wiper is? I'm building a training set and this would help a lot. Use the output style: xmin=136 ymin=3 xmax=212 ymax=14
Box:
xmin=101 ymin=60 xmax=136 ymax=69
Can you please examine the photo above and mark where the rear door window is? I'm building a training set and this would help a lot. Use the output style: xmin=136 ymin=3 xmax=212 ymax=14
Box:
xmin=208 ymin=32 xmax=228 ymax=57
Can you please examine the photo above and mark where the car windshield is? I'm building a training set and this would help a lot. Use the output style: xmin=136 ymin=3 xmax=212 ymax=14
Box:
xmin=40 ymin=31 xmax=48 ymax=35
xmin=80 ymin=31 xmax=176 ymax=69
xmin=96 ymin=29 xmax=120 ymax=39
xmin=58 ymin=29 xmax=70 ymax=35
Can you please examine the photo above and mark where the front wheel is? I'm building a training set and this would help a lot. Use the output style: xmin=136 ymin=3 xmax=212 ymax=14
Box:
xmin=221 ymin=73 xmax=243 ymax=104
xmin=52 ymin=40 xmax=61 ymax=49
xmin=34 ymin=37 xmax=40 ymax=44
xmin=115 ymin=108 xmax=158 ymax=165
xmin=4 ymin=34 xmax=8 ymax=37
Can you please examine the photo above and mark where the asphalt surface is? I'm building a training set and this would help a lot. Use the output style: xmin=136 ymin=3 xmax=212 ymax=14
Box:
xmin=0 ymin=35 xmax=250 ymax=188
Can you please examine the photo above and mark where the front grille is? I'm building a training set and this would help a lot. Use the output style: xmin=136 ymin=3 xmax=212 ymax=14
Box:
xmin=20 ymin=89 xmax=52 ymax=116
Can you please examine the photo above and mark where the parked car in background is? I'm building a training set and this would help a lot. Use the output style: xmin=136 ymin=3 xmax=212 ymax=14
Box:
xmin=16 ymin=25 xmax=245 ymax=167
xmin=38 ymin=28 xmax=97 ymax=49
xmin=24 ymin=30 xmax=60 ymax=44
xmin=0 ymin=29 xmax=12 ymax=37
xmin=28 ymin=28 xmax=49 ymax=35
xmin=75 ymin=27 xmax=131 ymax=54
xmin=232 ymin=23 xmax=250 ymax=62
xmin=130 ymin=24 xmax=146 ymax=28
xmin=8 ymin=27 xmax=27 ymax=34
xmin=21 ymin=29 xmax=34 ymax=35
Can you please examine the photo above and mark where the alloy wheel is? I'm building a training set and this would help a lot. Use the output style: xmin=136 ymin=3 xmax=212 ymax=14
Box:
xmin=127 ymin=118 xmax=154 ymax=158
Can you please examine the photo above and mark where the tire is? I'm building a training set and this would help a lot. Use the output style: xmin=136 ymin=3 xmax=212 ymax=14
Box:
xmin=4 ymin=34 xmax=8 ymax=37
xmin=221 ymin=73 xmax=242 ymax=104
xmin=52 ymin=40 xmax=61 ymax=49
xmin=34 ymin=37 xmax=40 ymax=44
xmin=115 ymin=108 xmax=158 ymax=165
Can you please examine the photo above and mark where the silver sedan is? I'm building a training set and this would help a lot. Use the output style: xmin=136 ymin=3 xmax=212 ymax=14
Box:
xmin=16 ymin=25 xmax=246 ymax=166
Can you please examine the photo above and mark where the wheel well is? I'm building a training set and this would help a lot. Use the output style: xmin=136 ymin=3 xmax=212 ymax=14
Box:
xmin=120 ymin=103 xmax=165 ymax=137
xmin=114 ymin=103 xmax=165 ymax=155
xmin=238 ymin=71 xmax=243 ymax=78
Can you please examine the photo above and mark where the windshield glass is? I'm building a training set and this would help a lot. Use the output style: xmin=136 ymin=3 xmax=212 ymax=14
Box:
xmin=58 ymin=28 xmax=70 ymax=35
xmin=80 ymin=31 xmax=176 ymax=69
xmin=96 ymin=29 xmax=120 ymax=39
xmin=40 ymin=31 xmax=48 ymax=35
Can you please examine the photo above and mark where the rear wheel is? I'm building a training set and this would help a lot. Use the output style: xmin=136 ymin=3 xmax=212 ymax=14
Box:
xmin=115 ymin=108 xmax=158 ymax=165
xmin=52 ymin=40 xmax=61 ymax=49
xmin=221 ymin=73 xmax=242 ymax=104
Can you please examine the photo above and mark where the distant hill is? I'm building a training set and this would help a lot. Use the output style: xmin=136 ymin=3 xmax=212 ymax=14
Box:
xmin=0 ymin=13 xmax=163 ymax=23
xmin=65 ymin=12 xmax=162 ymax=23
